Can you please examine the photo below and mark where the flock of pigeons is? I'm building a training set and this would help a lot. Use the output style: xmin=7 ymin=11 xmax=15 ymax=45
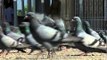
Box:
xmin=0 ymin=12 xmax=106 ymax=57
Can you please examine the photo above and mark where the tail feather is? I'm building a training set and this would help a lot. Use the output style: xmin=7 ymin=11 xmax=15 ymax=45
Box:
xmin=16 ymin=43 xmax=31 ymax=48
xmin=61 ymin=36 xmax=82 ymax=42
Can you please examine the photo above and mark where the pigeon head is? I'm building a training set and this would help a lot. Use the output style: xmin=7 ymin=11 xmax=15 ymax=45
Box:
xmin=72 ymin=16 xmax=85 ymax=34
xmin=2 ymin=22 xmax=10 ymax=29
xmin=24 ymin=12 xmax=37 ymax=22
xmin=71 ymin=16 xmax=82 ymax=26
xmin=99 ymin=30 xmax=105 ymax=35
xmin=72 ymin=16 xmax=83 ymax=26
xmin=72 ymin=16 xmax=81 ymax=21
xmin=83 ymin=21 xmax=90 ymax=27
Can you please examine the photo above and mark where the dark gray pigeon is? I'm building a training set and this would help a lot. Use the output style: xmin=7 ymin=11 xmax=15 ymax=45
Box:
xmin=24 ymin=12 xmax=69 ymax=37
xmin=24 ymin=12 xmax=83 ymax=58
xmin=99 ymin=31 xmax=107 ymax=44
xmin=83 ymin=21 xmax=104 ymax=42
xmin=20 ymin=22 xmax=44 ymax=55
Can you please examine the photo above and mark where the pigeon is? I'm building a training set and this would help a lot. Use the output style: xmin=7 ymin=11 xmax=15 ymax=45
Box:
xmin=25 ymin=12 xmax=55 ymax=27
xmin=72 ymin=16 xmax=106 ymax=55
xmin=0 ymin=26 xmax=30 ymax=55
xmin=24 ymin=12 xmax=66 ymax=57
xmin=83 ymin=21 xmax=103 ymax=41
xmin=99 ymin=31 xmax=107 ymax=43
xmin=41 ymin=15 xmax=56 ymax=27
xmin=24 ymin=12 xmax=83 ymax=57
xmin=52 ymin=17 xmax=66 ymax=33
xmin=43 ymin=15 xmax=69 ymax=37
xmin=2 ymin=22 xmax=25 ymax=43
xmin=20 ymin=22 xmax=44 ymax=54
xmin=10 ymin=26 xmax=26 ymax=43
xmin=24 ymin=12 xmax=68 ymax=34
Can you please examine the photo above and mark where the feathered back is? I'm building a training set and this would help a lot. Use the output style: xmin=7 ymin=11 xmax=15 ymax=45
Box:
xmin=42 ymin=16 xmax=55 ymax=27
xmin=54 ymin=18 xmax=66 ymax=33
xmin=24 ymin=12 xmax=65 ymax=42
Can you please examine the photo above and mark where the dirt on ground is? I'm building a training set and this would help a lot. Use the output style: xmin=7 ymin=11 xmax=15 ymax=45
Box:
xmin=0 ymin=48 xmax=106 ymax=60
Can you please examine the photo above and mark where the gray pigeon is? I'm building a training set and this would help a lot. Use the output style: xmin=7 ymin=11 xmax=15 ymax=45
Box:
xmin=3 ymin=22 xmax=25 ymax=43
xmin=72 ymin=16 xmax=106 ymax=56
xmin=99 ymin=31 xmax=107 ymax=43
xmin=24 ymin=12 xmax=68 ymax=36
xmin=20 ymin=22 xmax=44 ymax=55
xmin=24 ymin=12 xmax=83 ymax=58
xmin=83 ymin=21 xmax=104 ymax=42
xmin=0 ymin=26 xmax=30 ymax=55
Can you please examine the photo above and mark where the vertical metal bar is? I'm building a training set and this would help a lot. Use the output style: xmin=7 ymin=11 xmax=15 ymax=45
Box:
xmin=103 ymin=0 xmax=106 ymax=30
xmin=27 ymin=0 xmax=32 ymax=12
xmin=96 ymin=0 xmax=98 ymax=30
xmin=96 ymin=0 xmax=97 ymax=30
xmin=74 ymin=0 xmax=78 ymax=16
xmin=104 ymin=0 xmax=107 ymax=20
xmin=0 ymin=0 xmax=3 ymax=25
xmin=65 ymin=0 xmax=67 ymax=20
xmin=93 ymin=0 xmax=95 ymax=30
xmin=79 ymin=0 xmax=83 ymax=18
xmin=36 ymin=0 xmax=44 ymax=13
xmin=85 ymin=0 xmax=87 ymax=19
xmin=33 ymin=0 xmax=36 ymax=12
xmin=22 ymin=0 xmax=25 ymax=16
xmin=13 ymin=0 xmax=18 ymax=26
xmin=74 ymin=0 xmax=76 ymax=16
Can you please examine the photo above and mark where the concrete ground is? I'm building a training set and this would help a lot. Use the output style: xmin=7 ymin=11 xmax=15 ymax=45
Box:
xmin=0 ymin=48 xmax=106 ymax=60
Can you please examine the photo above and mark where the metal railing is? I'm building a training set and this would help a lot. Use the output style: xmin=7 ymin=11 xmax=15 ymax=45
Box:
xmin=74 ymin=0 xmax=106 ymax=31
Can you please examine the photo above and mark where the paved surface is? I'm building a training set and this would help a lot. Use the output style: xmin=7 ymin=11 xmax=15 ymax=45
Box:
xmin=0 ymin=48 xmax=106 ymax=60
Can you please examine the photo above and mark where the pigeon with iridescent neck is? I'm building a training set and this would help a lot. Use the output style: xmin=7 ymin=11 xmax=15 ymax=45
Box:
xmin=0 ymin=26 xmax=30 ymax=55
xmin=72 ymin=16 xmax=106 ymax=56
xmin=3 ymin=22 xmax=25 ymax=43
xmin=24 ymin=12 xmax=83 ymax=57
xmin=20 ymin=22 xmax=44 ymax=55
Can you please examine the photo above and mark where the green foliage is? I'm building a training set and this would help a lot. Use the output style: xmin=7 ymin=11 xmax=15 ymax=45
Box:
xmin=17 ymin=6 xmax=28 ymax=16
xmin=17 ymin=10 xmax=22 ymax=16
xmin=24 ymin=6 xmax=28 ymax=14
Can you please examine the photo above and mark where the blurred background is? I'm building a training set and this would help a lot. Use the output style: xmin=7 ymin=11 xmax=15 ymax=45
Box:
xmin=0 ymin=0 xmax=107 ymax=32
